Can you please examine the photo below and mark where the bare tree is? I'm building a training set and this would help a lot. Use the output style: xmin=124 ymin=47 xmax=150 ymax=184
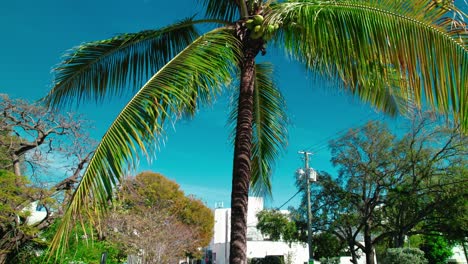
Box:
xmin=103 ymin=172 xmax=213 ymax=264
xmin=105 ymin=210 xmax=198 ymax=264
xmin=0 ymin=94 xmax=94 ymax=263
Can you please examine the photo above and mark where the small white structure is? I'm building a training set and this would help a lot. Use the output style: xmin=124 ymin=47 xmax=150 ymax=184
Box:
xmin=209 ymin=197 xmax=309 ymax=264
xmin=449 ymin=245 xmax=468 ymax=264
xmin=22 ymin=201 xmax=47 ymax=225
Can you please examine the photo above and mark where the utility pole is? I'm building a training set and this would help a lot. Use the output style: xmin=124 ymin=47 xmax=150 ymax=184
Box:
xmin=298 ymin=151 xmax=316 ymax=264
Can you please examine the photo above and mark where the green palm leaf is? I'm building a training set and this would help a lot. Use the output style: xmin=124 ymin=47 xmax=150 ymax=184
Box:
xmin=268 ymin=0 xmax=468 ymax=131
xmin=48 ymin=28 xmax=241 ymax=258
xmin=44 ymin=18 xmax=200 ymax=107
xmin=200 ymin=0 xmax=240 ymax=21
xmin=229 ymin=63 xmax=288 ymax=196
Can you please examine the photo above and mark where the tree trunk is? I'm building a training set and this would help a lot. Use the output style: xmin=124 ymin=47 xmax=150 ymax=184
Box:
xmin=0 ymin=230 xmax=29 ymax=264
xmin=394 ymin=232 xmax=405 ymax=248
xmin=462 ymin=240 xmax=468 ymax=264
xmin=348 ymin=241 xmax=359 ymax=264
xmin=229 ymin=46 xmax=258 ymax=264
xmin=11 ymin=153 xmax=21 ymax=176
xmin=364 ymin=225 xmax=375 ymax=264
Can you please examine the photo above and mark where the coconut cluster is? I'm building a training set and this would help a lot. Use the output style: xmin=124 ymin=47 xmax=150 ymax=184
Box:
xmin=245 ymin=15 xmax=279 ymax=40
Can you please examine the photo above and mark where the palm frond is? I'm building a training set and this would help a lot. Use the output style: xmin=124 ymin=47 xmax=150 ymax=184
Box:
xmin=268 ymin=0 xmax=468 ymax=132
xmin=229 ymin=63 xmax=288 ymax=196
xmin=199 ymin=0 xmax=240 ymax=21
xmin=48 ymin=28 xmax=241 ymax=258
xmin=44 ymin=18 xmax=200 ymax=108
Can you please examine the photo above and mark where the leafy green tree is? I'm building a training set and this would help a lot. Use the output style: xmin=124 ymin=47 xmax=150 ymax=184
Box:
xmin=301 ymin=171 xmax=365 ymax=264
xmin=0 ymin=170 xmax=38 ymax=263
xmin=294 ymin=119 xmax=467 ymax=264
xmin=122 ymin=171 xmax=214 ymax=248
xmin=419 ymin=235 xmax=454 ymax=264
xmin=43 ymin=1 xmax=468 ymax=262
xmin=256 ymin=210 xmax=299 ymax=244
xmin=380 ymin=118 xmax=468 ymax=248
xmin=256 ymin=210 xmax=346 ymax=259
xmin=313 ymin=232 xmax=346 ymax=260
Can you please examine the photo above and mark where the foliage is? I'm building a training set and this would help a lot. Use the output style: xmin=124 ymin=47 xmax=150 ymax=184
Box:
xmin=11 ymin=172 xmax=211 ymax=264
xmin=104 ymin=171 xmax=214 ymax=263
xmin=293 ymin=118 xmax=467 ymax=264
xmin=0 ymin=170 xmax=32 ymax=223
xmin=256 ymin=210 xmax=298 ymax=244
xmin=12 ymin=220 xmax=124 ymax=264
xmin=382 ymin=248 xmax=428 ymax=264
xmin=249 ymin=255 xmax=284 ymax=264
xmin=0 ymin=95 xmax=93 ymax=263
xmin=313 ymin=232 xmax=346 ymax=260
xmin=42 ymin=0 xmax=468 ymax=262
xmin=0 ymin=130 xmax=15 ymax=171
xmin=0 ymin=170 xmax=45 ymax=261
xmin=419 ymin=235 xmax=454 ymax=264
xmin=256 ymin=210 xmax=345 ymax=259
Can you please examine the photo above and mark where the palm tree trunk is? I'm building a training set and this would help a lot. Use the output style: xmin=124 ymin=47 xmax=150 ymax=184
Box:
xmin=229 ymin=46 xmax=257 ymax=264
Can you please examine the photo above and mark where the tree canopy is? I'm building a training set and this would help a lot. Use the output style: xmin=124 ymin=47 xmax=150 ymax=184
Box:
xmin=104 ymin=171 xmax=214 ymax=263
xmin=260 ymin=117 xmax=467 ymax=264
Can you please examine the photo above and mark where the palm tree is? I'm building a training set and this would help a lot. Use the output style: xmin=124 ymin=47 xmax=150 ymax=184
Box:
xmin=45 ymin=0 xmax=467 ymax=263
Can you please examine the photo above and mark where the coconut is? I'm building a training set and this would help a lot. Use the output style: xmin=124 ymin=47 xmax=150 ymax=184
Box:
xmin=250 ymin=31 xmax=263 ymax=39
xmin=267 ymin=24 xmax=275 ymax=33
xmin=253 ymin=15 xmax=264 ymax=25
xmin=246 ymin=19 xmax=254 ymax=30
xmin=254 ymin=25 xmax=262 ymax=33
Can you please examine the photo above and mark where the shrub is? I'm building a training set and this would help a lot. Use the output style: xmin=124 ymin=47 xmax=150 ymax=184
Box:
xmin=419 ymin=235 xmax=454 ymax=264
xmin=382 ymin=248 xmax=428 ymax=264
xmin=249 ymin=255 xmax=284 ymax=264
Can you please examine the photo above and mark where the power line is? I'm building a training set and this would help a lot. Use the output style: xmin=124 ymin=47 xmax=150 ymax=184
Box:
xmin=276 ymin=189 xmax=302 ymax=210
xmin=302 ymin=112 xmax=374 ymax=150
xmin=303 ymin=115 xmax=384 ymax=153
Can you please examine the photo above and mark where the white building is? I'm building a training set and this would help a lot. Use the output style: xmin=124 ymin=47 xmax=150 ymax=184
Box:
xmin=209 ymin=197 xmax=309 ymax=264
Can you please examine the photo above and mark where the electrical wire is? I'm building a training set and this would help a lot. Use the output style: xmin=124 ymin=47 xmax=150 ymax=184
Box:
xmin=303 ymin=113 xmax=383 ymax=153
xmin=276 ymin=189 xmax=302 ymax=210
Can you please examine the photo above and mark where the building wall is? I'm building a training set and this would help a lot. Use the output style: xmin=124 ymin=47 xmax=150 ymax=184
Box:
xmin=449 ymin=245 xmax=468 ymax=264
xmin=247 ymin=241 xmax=309 ymax=264
xmin=213 ymin=208 xmax=230 ymax=244
xmin=210 ymin=197 xmax=310 ymax=264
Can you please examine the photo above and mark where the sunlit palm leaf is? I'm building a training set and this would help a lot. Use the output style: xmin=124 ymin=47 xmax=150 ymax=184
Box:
xmin=350 ymin=66 xmax=416 ymax=117
xmin=268 ymin=0 xmax=468 ymax=132
xmin=229 ymin=63 xmax=288 ymax=196
xmin=44 ymin=18 xmax=200 ymax=107
xmin=48 ymin=28 xmax=241 ymax=258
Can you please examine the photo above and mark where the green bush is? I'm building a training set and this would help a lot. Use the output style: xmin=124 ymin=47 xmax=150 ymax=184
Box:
xmin=382 ymin=248 xmax=428 ymax=264
xmin=249 ymin=255 xmax=285 ymax=264
xmin=419 ymin=235 xmax=454 ymax=264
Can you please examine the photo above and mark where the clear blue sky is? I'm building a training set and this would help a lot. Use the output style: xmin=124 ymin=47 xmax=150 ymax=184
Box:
xmin=1 ymin=0 xmax=406 ymax=208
